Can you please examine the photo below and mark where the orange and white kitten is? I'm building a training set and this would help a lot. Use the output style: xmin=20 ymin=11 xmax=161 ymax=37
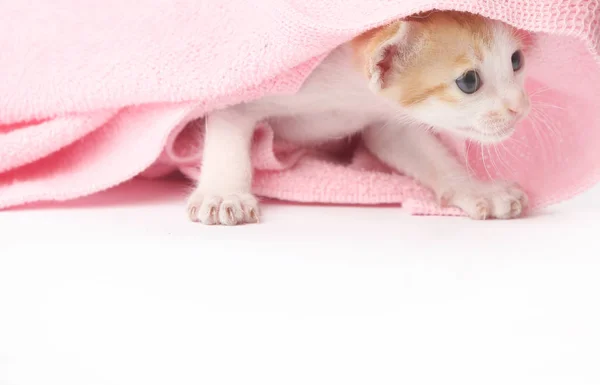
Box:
xmin=188 ymin=11 xmax=531 ymax=225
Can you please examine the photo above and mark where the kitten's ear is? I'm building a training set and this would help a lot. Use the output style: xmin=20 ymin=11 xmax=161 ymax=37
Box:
xmin=367 ymin=21 xmax=416 ymax=91
xmin=518 ymin=30 xmax=536 ymax=55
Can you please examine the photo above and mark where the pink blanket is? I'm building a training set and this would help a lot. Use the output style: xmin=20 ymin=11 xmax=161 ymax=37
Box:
xmin=1 ymin=0 xmax=599 ymax=215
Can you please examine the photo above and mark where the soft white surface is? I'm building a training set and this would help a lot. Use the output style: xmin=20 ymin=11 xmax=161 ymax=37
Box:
xmin=1 ymin=178 xmax=599 ymax=385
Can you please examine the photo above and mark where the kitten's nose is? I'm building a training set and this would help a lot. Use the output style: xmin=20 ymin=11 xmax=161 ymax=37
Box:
xmin=507 ymin=106 xmax=521 ymax=116
xmin=504 ymin=96 xmax=528 ymax=119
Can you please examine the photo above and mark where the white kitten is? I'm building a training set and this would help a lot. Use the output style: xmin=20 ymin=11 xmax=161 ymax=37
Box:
xmin=188 ymin=11 xmax=530 ymax=225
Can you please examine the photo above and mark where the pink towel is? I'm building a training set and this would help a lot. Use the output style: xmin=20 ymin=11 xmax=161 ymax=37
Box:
xmin=0 ymin=0 xmax=599 ymax=215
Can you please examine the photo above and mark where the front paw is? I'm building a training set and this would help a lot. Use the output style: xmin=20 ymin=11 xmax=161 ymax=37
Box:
xmin=187 ymin=191 xmax=260 ymax=226
xmin=440 ymin=181 xmax=528 ymax=220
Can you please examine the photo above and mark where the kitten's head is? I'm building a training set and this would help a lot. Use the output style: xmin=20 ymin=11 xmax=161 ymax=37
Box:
xmin=355 ymin=11 xmax=530 ymax=143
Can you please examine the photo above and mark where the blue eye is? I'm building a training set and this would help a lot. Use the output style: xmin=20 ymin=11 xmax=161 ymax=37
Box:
xmin=455 ymin=70 xmax=481 ymax=94
xmin=511 ymin=50 xmax=523 ymax=71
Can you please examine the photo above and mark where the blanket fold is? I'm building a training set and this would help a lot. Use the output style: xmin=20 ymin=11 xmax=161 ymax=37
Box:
xmin=1 ymin=0 xmax=599 ymax=214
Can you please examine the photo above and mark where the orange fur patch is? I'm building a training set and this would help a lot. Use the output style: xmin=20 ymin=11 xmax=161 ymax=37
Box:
xmin=352 ymin=11 xmax=509 ymax=106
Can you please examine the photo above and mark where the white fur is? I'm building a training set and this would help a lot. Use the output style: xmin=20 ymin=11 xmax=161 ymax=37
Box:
xmin=187 ymin=20 xmax=530 ymax=225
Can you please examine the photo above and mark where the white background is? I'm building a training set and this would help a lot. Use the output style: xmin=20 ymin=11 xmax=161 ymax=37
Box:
xmin=1 ymin=178 xmax=599 ymax=385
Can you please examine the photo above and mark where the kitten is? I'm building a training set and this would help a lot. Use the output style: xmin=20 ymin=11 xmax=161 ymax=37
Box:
xmin=187 ymin=11 xmax=531 ymax=225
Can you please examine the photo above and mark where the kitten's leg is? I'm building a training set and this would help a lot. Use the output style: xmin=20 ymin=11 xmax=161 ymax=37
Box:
xmin=187 ymin=108 xmax=259 ymax=225
xmin=363 ymin=124 xmax=528 ymax=219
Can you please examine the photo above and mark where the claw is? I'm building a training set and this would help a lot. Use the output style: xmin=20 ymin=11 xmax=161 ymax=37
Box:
xmin=249 ymin=208 xmax=259 ymax=223
xmin=188 ymin=206 xmax=198 ymax=222
xmin=226 ymin=207 xmax=236 ymax=224
xmin=188 ymin=192 xmax=260 ymax=225
xmin=475 ymin=201 xmax=489 ymax=220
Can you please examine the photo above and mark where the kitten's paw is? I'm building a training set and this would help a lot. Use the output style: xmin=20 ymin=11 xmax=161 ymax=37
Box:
xmin=187 ymin=192 xmax=260 ymax=226
xmin=440 ymin=181 xmax=528 ymax=220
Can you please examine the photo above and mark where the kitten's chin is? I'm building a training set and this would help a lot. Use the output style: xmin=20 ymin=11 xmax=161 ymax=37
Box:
xmin=453 ymin=126 xmax=516 ymax=144
xmin=473 ymin=131 xmax=514 ymax=144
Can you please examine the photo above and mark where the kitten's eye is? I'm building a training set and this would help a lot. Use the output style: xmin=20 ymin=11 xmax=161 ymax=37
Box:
xmin=455 ymin=70 xmax=481 ymax=94
xmin=511 ymin=50 xmax=523 ymax=71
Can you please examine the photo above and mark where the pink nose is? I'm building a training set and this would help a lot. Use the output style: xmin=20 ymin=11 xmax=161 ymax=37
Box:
xmin=505 ymin=99 xmax=528 ymax=118
xmin=508 ymin=106 xmax=521 ymax=116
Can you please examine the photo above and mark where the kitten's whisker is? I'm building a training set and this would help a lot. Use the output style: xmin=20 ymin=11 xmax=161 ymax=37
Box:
xmin=531 ymin=101 xmax=565 ymax=111
xmin=528 ymin=112 xmax=547 ymax=163
xmin=527 ymin=86 xmax=552 ymax=98
xmin=492 ymin=142 xmax=515 ymax=175
xmin=529 ymin=111 xmax=554 ymax=140
xmin=530 ymin=108 xmax=562 ymax=141
xmin=480 ymin=143 xmax=494 ymax=181
xmin=527 ymin=112 xmax=555 ymax=169
xmin=464 ymin=140 xmax=476 ymax=178
xmin=486 ymin=144 xmax=501 ymax=178
xmin=489 ymin=143 xmax=500 ymax=175
xmin=530 ymin=109 xmax=564 ymax=165
xmin=528 ymin=89 xmax=550 ymax=98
